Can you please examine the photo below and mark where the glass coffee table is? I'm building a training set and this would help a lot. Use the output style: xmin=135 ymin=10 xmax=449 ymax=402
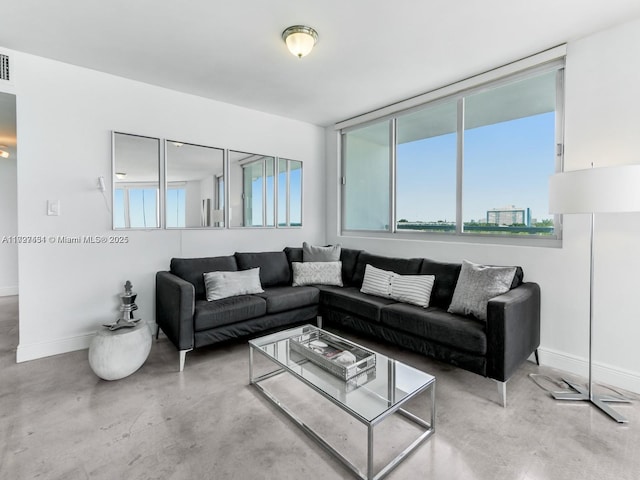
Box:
xmin=249 ymin=325 xmax=435 ymax=480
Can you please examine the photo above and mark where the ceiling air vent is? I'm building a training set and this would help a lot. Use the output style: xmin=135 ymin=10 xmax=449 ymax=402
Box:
xmin=0 ymin=54 xmax=10 ymax=82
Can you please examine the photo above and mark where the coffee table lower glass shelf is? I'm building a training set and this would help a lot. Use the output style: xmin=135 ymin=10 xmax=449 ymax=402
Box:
xmin=249 ymin=325 xmax=436 ymax=480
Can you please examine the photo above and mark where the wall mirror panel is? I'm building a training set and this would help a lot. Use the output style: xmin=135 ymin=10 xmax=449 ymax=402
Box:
xmin=277 ymin=158 xmax=303 ymax=227
xmin=112 ymin=132 xmax=161 ymax=229
xmin=229 ymin=150 xmax=275 ymax=227
xmin=165 ymin=141 xmax=225 ymax=228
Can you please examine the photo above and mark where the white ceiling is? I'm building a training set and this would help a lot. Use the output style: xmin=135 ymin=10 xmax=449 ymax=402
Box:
xmin=1 ymin=1 xmax=640 ymax=127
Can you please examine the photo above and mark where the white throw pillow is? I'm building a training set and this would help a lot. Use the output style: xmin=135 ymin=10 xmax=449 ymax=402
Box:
xmin=292 ymin=261 xmax=343 ymax=286
xmin=360 ymin=265 xmax=393 ymax=297
xmin=390 ymin=274 xmax=435 ymax=308
xmin=360 ymin=264 xmax=435 ymax=308
xmin=447 ymin=260 xmax=516 ymax=320
xmin=203 ymin=268 xmax=264 ymax=301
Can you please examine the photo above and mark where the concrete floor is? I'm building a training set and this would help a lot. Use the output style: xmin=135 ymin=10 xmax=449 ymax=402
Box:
xmin=1 ymin=294 xmax=639 ymax=480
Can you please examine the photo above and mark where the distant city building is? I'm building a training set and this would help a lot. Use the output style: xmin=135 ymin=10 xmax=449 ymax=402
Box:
xmin=487 ymin=205 xmax=531 ymax=226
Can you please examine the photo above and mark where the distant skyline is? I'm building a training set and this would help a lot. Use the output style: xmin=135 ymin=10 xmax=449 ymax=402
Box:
xmin=396 ymin=112 xmax=555 ymax=223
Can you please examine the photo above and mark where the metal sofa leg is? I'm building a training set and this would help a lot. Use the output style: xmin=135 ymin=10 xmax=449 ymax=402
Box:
xmin=317 ymin=315 xmax=323 ymax=329
xmin=155 ymin=324 xmax=160 ymax=340
xmin=534 ymin=349 xmax=540 ymax=366
xmin=179 ymin=349 xmax=192 ymax=372
xmin=497 ymin=381 xmax=507 ymax=408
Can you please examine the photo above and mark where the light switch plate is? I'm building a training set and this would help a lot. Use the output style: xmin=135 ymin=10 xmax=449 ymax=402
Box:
xmin=47 ymin=200 xmax=60 ymax=216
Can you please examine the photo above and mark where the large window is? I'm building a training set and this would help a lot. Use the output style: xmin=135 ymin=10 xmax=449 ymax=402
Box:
xmin=341 ymin=60 xmax=563 ymax=241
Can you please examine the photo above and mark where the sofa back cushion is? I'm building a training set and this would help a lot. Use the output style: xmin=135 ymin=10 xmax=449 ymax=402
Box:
xmin=419 ymin=259 xmax=462 ymax=310
xmin=340 ymin=248 xmax=364 ymax=286
xmin=171 ymin=256 xmax=238 ymax=300
xmin=352 ymin=252 xmax=423 ymax=288
xmin=284 ymin=246 xmax=303 ymax=264
xmin=235 ymin=251 xmax=291 ymax=287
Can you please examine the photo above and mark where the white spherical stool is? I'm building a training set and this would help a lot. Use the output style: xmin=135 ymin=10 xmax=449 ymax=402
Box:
xmin=88 ymin=322 xmax=152 ymax=380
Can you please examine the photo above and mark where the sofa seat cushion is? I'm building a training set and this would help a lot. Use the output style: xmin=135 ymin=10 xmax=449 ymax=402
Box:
xmin=380 ymin=303 xmax=487 ymax=355
xmin=255 ymin=286 xmax=320 ymax=314
xmin=319 ymin=286 xmax=397 ymax=322
xmin=194 ymin=296 xmax=266 ymax=331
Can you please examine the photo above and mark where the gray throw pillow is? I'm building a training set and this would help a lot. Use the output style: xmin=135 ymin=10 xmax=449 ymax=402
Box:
xmin=302 ymin=242 xmax=341 ymax=262
xmin=203 ymin=268 xmax=264 ymax=301
xmin=447 ymin=260 xmax=516 ymax=320
xmin=292 ymin=262 xmax=343 ymax=286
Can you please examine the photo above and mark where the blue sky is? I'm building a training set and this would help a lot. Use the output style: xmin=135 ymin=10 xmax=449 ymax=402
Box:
xmin=396 ymin=112 xmax=555 ymax=223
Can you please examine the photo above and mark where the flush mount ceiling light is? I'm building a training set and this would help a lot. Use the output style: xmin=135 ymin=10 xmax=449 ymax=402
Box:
xmin=0 ymin=145 xmax=9 ymax=158
xmin=282 ymin=25 xmax=318 ymax=58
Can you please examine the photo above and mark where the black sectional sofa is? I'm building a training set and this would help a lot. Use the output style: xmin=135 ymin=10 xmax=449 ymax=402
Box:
xmin=156 ymin=247 xmax=540 ymax=405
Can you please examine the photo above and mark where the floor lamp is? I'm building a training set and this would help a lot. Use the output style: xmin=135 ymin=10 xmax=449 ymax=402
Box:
xmin=549 ymin=164 xmax=640 ymax=423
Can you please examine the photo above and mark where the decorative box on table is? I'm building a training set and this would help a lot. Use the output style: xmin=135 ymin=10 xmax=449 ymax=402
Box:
xmin=289 ymin=328 xmax=376 ymax=380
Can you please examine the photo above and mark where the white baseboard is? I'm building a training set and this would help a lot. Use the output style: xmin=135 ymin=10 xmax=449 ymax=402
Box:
xmin=0 ymin=286 xmax=18 ymax=297
xmin=538 ymin=346 xmax=640 ymax=394
xmin=16 ymin=333 xmax=94 ymax=363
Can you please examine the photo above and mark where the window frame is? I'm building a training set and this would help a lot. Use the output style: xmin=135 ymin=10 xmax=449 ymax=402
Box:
xmin=339 ymin=52 xmax=565 ymax=247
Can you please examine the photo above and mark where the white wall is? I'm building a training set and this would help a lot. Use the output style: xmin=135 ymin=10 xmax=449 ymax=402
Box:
xmin=10 ymin=49 xmax=326 ymax=361
xmin=325 ymin=17 xmax=640 ymax=393
xmin=0 ymin=152 xmax=18 ymax=296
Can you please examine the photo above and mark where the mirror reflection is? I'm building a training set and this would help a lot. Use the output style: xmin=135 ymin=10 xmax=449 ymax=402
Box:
xmin=229 ymin=151 xmax=275 ymax=227
xmin=277 ymin=158 xmax=303 ymax=227
xmin=112 ymin=132 xmax=161 ymax=229
xmin=165 ymin=141 xmax=225 ymax=228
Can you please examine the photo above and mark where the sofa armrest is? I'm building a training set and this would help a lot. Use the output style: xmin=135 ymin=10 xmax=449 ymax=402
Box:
xmin=156 ymin=271 xmax=195 ymax=351
xmin=486 ymin=282 xmax=541 ymax=382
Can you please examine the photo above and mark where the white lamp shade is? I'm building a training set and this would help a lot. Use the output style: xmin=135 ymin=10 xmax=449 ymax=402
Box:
xmin=549 ymin=164 xmax=640 ymax=214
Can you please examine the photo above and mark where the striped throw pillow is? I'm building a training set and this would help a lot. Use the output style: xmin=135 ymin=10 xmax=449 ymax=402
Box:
xmin=391 ymin=274 xmax=435 ymax=308
xmin=360 ymin=265 xmax=393 ymax=297
xmin=360 ymin=264 xmax=435 ymax=308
